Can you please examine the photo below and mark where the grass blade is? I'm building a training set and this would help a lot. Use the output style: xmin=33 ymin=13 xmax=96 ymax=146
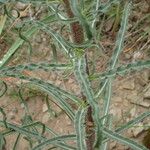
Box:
xmin=0 ymin=63 xmax=72 ymax=73
xmin=91 ymin=60 xmax=150 ymax=80
xmin=75 ymin=107 xmax=87 ymax=150
xmin=110 ymin=1 xmax=131 ymax=69
xmin=0 ymin=72 xmax=80 ymax=104
xmin=32 ymin=134 xmax=76 ymax=150
xmin=0 ymin=14 xmax=7 ymax=35
xmin=0 ymin=27 xmax=37 ymax=69
xmin=103 ymin=128 xmax=148 ymax=150
xmin=0 ymin=15 xmax=57 ymax=69
xmin=115 ymin=111 xmax=150 ymax=133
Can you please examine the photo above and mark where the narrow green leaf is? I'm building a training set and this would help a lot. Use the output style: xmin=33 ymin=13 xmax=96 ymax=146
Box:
xmin=102 ymin=112 xmax=150 ymax=144
xmin=74 ymin=56 xmax=101 ymax=147
xmin=0 ymin=27 xmax=37 ymax=69
xmin=0 ymin=133 xmax=5 ymax=150
xmin=115 ymin=111 xmax=150 ymax=133
xmin=0 ymin=81 xmax=7 ymax=97
xmin=34 ymin=21 xmax=74 ymax=58
xmin=91 ymin=60 xmax=150 ymax=80
xmin=0 ymin=120 xmax=75 ymax=150
xmin=98 ymin=0 xmax=119 ymax=13
xmin=0 ymin=14 xmax=57 ymax=69
xmin=0 ymin=72 xmax=80 ymax=104
xmin=32 ymin=134 xmax=76 ymax=150
xmin=75 ymin=107 xmax=87 ymax=150
xmin=103 ymin=128 xmax=148 ymax=150
xmin=0 ymin=121 xmax=46 ymax=141
xmin=12 ymin=134 xmax=21 ymax=150
xmin=110 ymin=1 xmax=131 ymax=69
xmin=0 ymin=14 xmax=7 ymax=35
xmin=0 ymin=63 xmax=72 ymax=73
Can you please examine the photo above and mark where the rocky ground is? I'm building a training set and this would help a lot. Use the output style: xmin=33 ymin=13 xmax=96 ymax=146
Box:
xmin=0 ymin=1 xmax=150 ymax=150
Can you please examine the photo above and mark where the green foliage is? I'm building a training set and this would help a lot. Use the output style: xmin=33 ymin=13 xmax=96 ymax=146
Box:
xmin=0 ymin=0 xmax=149 ymax=150
xmin=75 ymin=107 xmax=87 ymax=150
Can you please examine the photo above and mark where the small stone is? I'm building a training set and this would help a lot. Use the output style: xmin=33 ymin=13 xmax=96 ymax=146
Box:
xmin=16 ymin=2 xmax=27 ymax=10
xmin=140 ymin=101 xmax=150 ymax=107
xmin=137 ymin=77 xmax=147 ymax=86
xmin=8 ymin=112 xmax=15 ymax=120
xmin=127 ymin=128 xmax=134 ymax=137
xmin=137 ymin=71 xmax=150 ymax=86
xmin=21 ymin=103 xmax=25 ymax=109
xmin=35 ymin=35 xmax=42 ymax=43
xmin=121 ymin=80 xmax=135 ymax=90
xmin=42 ymin=104 xmax=48 ymax=112
xmin=11 ymin=9 xmax=19 ymax=18
xmin=109 ymin=141 xmax=117 ymax=149
xmin=51 ymin=103 xmax=62 ymax=114
xmin=124 ymin=53 xmax=131 ymax=60
xmin=126 ymin=91 xmax=138 ymax=100
xmin=144 ymin=87 xmax=150 ymax=99
xmin=55 ymin=80 xmax=61 ymax=86
xmin=133 ymin=51 xmax=144 ymax=62
xmin=65 ymin=115 xmax=72 ymax=125
xmin=129 ymin=107 xmax=137 ymax=118
xmin=132 ymin=122 xmax=144 ymax=137
xmin=68 ymin=78 xmax=74 ymax=84
xmin=42 ymin=38 xmax=46 ymax=42
xmin=142 ymin=71 xmax=150 ymax=83
xmin=131 ymin=99 xmax=150 ymax=108
xmin=42 ymin=113 xmax=50 ymax=123
xmin=104 ymin=18 xmax=115 ymax=32
xmin=110 ymin=107 xmax=122 ymax=121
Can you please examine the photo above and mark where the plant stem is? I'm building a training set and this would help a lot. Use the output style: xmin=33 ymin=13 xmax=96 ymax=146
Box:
xmin=62 ymin=1 xmax=95 ymax=149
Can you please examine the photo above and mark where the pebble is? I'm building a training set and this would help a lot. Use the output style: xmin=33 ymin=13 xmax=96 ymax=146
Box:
xmin=121 ymin=80 xmax=135 ymax=90
xmin=110 ymin=107 xmax=122 ymax=121
xmin=144 ymin=87 xmax=150 ymax=99
xmin=131 ymin=99 xmax=150 ymax=108
xmin=21 ymin=103 xmax=25 ymax=109
xmin=104 ymin=18 xmax=114 ymax=32
xmin=142 ymin=71 xmax=150 ymax=83
xmin=65 ymin=115 xmax=72 ymax=125
xmin=127 ymin=128 xmax=134 ymax=137
xmin=35 ymin=35 xmax=42 ymax=43
xmin=68 ymin=78 xmax=74 ymax=84
xmin=132 ymin=51 xmax=144 ymax=62
xmin=16 ymin=2 xmax=27 ymax=10
xmin=129 ymin=107 xmax=137 ymax=118
xmin=8 ymin=112 xmax=15 ymax=120
xmin=124 ymin=53 xmax=131 ymax=60
xmin=51 ymin=103 xmax=62 ymax=114
xmin=109 ymin=141 xmax=117 ymax=149
xmin=137 ymin=76 xmax=147 ymax=86
xmin=42 ymin=38 xmax=47 ymax=42
xmin=11 ymin=9 xmax=19 ymax=18
xmin=126 ymin=91 xmax=138 ymax=100
xmin=42 ymin=113 xmax=50 ymax=123
xmin=42 ymin=103 xmax=48 ymax=112
xmin=55 ymin=80 xmax=62 ymax=86
xmin=131 ymin=122 xmax=144 ymax=137
xmin=137 ymin=71 xmax=150 ymax=86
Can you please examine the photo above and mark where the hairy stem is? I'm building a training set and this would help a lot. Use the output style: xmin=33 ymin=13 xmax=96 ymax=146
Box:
xmin=62 ymin=0 xmax=95 ymax=149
